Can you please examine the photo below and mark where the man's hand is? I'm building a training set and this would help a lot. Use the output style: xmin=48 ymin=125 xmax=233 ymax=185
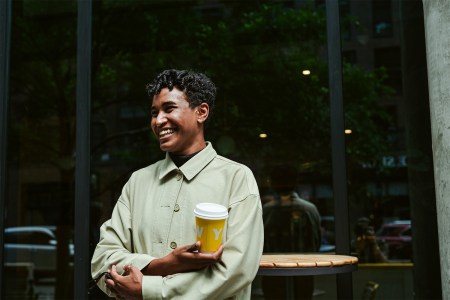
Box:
xmin=105 ymin=265 xmax=143 ymax=300
xmin=143 ymin=241 xmax=223 ymax=276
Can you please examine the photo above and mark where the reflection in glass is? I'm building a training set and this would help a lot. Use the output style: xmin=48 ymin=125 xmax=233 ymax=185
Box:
xmin=5 ymin=1 xmax=77 ymax=298
xmin=340 ymin=1 xmax=438 ymax=299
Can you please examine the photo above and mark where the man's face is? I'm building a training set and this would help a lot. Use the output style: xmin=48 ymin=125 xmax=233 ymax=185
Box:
xmin=150 ymin=87 xmax=206 ymax=155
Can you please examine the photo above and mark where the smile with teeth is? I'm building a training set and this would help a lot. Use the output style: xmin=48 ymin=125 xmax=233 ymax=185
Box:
xmin=159 ymin=128 xmax=176 ymax=138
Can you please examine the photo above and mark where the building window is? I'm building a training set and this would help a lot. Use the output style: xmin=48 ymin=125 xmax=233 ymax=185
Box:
xmin=372 ymin=0 xmax=393 ymax=38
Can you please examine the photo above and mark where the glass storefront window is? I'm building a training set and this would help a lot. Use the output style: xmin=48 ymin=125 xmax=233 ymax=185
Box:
xmin=341 ymin=1 xmax=439 ymax=299
xmin=89 ymin=1 xmax=334 ymax=299
xmin=4 ymin=0 xmax=77 ymax=299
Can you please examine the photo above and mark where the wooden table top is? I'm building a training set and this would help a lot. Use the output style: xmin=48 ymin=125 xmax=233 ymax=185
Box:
xmin=260 ymin=253 xmax=358 ymax=268
xmin=258 ymin=253 xmax=358 ymax=276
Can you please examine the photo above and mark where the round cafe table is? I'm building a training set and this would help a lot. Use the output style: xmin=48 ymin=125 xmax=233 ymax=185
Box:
xmin=258 ymin=253 xmax=358 ymax=299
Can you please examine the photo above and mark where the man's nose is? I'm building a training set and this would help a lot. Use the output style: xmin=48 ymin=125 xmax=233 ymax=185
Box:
xmin=155 ymin=112 xmax=167 ymax=126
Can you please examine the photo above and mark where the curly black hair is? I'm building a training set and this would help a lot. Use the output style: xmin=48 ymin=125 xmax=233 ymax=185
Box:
xmin=146 ymin=69 xmax=216 ymax=122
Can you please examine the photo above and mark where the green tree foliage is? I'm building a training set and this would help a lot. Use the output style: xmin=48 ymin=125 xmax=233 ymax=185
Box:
xmin=10 ymin=1 xmax=392 ymax=193
xmin=10 ymin=1 xmax=77 ymax=175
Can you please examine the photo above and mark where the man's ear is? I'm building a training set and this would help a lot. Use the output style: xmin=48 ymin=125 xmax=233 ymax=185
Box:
xmin=196 ymin=103 xmax=209 ymax=124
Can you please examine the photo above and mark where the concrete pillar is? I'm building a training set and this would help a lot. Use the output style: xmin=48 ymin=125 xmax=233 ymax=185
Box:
xmin=422 ymin=1 xmax=450 ymax=299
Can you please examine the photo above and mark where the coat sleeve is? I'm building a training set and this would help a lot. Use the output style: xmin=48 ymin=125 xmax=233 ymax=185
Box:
xmin=141 ymin=193 xmax=264 ymax=300
xmin=90 ymin=177 xmax=155 ymax=297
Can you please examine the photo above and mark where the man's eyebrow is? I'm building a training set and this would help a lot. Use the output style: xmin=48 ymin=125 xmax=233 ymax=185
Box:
xmin=151 ymin=101 xmax=177 ymax=111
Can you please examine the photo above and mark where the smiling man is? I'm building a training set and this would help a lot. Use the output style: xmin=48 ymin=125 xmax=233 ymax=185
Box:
xmin=91 ymin=69 xmax=264 ymax=300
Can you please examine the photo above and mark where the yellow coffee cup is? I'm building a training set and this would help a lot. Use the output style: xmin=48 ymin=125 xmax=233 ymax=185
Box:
xmin=194 ymin=203 xmax=228 ymax=252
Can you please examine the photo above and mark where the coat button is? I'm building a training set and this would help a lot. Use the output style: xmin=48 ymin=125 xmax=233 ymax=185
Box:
xmin=170 ymin=242 xmax=177 ymax=249
xmin=174 ymin=204 xmax=180 ymax=212
xmin=176 ymin=173 xmax=183 ymax=181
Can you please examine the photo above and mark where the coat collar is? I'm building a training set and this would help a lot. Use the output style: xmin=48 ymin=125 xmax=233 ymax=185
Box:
xmin=158 ymin=142 xmax=217 ymax=181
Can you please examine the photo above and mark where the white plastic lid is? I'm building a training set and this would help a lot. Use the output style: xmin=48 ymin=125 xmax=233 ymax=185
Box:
xmin=194 ymin=203 xmax=228 ymax=220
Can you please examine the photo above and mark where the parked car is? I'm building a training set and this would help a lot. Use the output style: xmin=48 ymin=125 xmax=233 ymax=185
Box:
xmin=376 ymin=220 xmax=412 ymax=260
xmin=4 ymin=226 xmax=74 ymax=277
